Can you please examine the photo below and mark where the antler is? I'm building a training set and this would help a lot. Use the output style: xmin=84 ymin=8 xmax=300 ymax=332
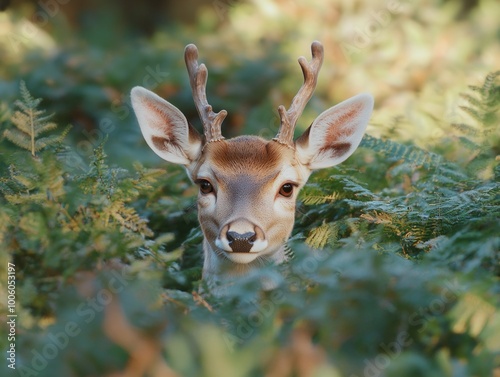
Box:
xmin=184 ymin=44 xmax=227 ymax=142
xmin=274 ymin=41 xmax=324 ymax=148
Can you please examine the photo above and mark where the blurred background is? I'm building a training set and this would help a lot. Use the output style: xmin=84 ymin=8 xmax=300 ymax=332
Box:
xmin=1 ymin=0 xmax=498 ymax=166
xmin=1 ymin=1 xmax=499 ymax=376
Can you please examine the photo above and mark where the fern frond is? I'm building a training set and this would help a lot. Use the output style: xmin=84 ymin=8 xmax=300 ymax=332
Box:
xmin=459 ymin=106 xmax=483 ymax=123
xmin=361 ymin=135 xmax=442 ymax=168
xmin=34 ymin=120 xmax=58 ymax=137
xmin=458 ymin=136 xmax=481 ymax=151
xmin=336 ymin=177 xmax=377 ymax=199
xmin=467 ymin=85 xmax=482 ymax=93
xmin=5 ymin=192 xmax=48 ymax=204
xmin=10 ymin=110 xmax=34 ymax=135
xmin=451 ymin=123 xmax=480 ymax=136
xmin=452 ymin=71 xmax=499 ymax=177
xmin=0 ymin=176 xmax=26 ymax=197
xmin=18 ymin=81 xmax=42 ymax=108
xmin=360 ymin=211 xmax=394 ymax=226
xmin=3 ymin=128 xmax=33 ymax=151
xmin=459 ymin=93 xmax=482 ymax=109
xmin=302 ymin=193 xmax=342 ymax=205
xmin=2 ymin=153 xmax=66 ymax=204
xmin=105 ymin=200 xmax=153 ymax=237
xmin=4 ymin=81 xmax=63 ymax=157
xmin=306 ymin=221 xmax=338 ymax=249
xmin=35 ymin=134 xmax=67 ymax=151
xmin=480 ymin=71 xmax=500 ymax=95
xmin=131 ymin=162 xmax=166 ymax=192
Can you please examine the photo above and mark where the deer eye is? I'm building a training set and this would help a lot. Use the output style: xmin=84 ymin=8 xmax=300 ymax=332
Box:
xmin=198 ymin=179 xmax=214 ymax=195
xmin=279 ymin=183 xmax=294 ymax=198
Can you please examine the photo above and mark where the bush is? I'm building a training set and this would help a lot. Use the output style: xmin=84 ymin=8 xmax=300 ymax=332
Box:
xmin=1 ymin=1 xmax=499 ymax=375
xmin=1 ymin=71 xmax=498 ymax=376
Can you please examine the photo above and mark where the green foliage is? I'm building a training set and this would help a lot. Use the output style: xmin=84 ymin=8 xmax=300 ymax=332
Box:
xmin=1 ymin=3 xmax=500 ymax=374
xmin=452 ymin=70 xmax=500 ymax=176
xmin=295 ymin=72 xmax=499 ymax=278
xmin=0 ymin=68 xmax=498 ymax=377
xmin=0 ymin=84 xmax=175 ymax=316
xmin=3 ymin=81 xmax=69 ymax=157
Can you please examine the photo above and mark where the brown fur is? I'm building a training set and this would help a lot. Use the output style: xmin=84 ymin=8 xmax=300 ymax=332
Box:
xmin=191 ymin=136 xmax=297 ymax=180
xmin=207 ymin=136 xmax=293 ymax=175
xmin=130 ymin=60 xmax=373 ymax=293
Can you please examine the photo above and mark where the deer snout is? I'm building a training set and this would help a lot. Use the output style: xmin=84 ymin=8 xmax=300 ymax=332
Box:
xmin=215 ymin=219 xmax=268 ymax=254
xmin=226 ymin=231 xmax=256 ymax=253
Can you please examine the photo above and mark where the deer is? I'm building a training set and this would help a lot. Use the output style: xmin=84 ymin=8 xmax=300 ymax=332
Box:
xmin=131 ymin=41 xmax=373 ymax=292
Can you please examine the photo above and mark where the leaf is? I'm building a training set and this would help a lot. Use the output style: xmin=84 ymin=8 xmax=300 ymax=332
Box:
xmin=4 ymin=81 xmax=62 ymax=156
xmin=302 ymin=193 xmax=342 ymax=205
xmin=305 ymin=222 xmax=338 ymax=249
xmin=3 ymin=128 xmax=32 ymax=151
xmin=451 ymin=293 xmax=497 ymax=337
xmin=360 ymin=135 xmax=442 ymax=168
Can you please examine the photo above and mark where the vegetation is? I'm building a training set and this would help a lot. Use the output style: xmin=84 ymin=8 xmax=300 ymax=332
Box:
xmin=0 ymin=1 xmax=499 ymax=376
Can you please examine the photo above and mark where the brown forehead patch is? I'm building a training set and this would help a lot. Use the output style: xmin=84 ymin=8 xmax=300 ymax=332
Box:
xmin=205 ymin=136 xmax=294 ymax=176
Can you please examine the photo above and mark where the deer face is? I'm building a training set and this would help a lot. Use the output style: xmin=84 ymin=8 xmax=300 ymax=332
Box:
xmin=191 ymin=136 xmax=307 ymax=264
xmin=131 ymin=42 xmax=373 ymax=281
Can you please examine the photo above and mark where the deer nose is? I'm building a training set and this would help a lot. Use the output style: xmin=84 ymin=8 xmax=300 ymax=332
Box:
xmin=226 ymin=231 xmax=257 ymax=253
xmin=216 ymin=219 xmax=268 ymax=253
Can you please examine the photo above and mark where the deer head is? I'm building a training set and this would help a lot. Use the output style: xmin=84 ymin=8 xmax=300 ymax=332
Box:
xmin=131 ymin=41 xmax=373 ymax=288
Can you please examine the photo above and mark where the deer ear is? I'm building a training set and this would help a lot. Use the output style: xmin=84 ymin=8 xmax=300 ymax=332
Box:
xmin=295 ymin=93 xmax=373 ymax=170
xmin=131 ymin=86 xmax=203 ymax=165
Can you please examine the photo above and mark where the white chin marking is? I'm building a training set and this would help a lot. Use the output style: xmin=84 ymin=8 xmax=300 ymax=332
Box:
xmin=224 ymin=252 xmax=260 ymax=264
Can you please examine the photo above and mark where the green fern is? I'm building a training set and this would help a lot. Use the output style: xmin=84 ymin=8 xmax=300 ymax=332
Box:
xmin=2 ymin=157 xmax=65 ymax=204
xmin=360 ymin=134 xmax=443 ymax=168
xmin=301 ymin=192 xmax=342 ymax=205
xmin=3 ymin=81 xmax=70 ymax=156
xmin=452 ymin=71 xmax=500 ymax=175
xmin=306 ymin=221 xmax=338 ymax=249
xmin=300 ymin=183 xmax=344 ymax=205
xmin=75 ymin=143 xmax=157 ymax=238
xmin=297 ymin=74 xmax=499 ymax=261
